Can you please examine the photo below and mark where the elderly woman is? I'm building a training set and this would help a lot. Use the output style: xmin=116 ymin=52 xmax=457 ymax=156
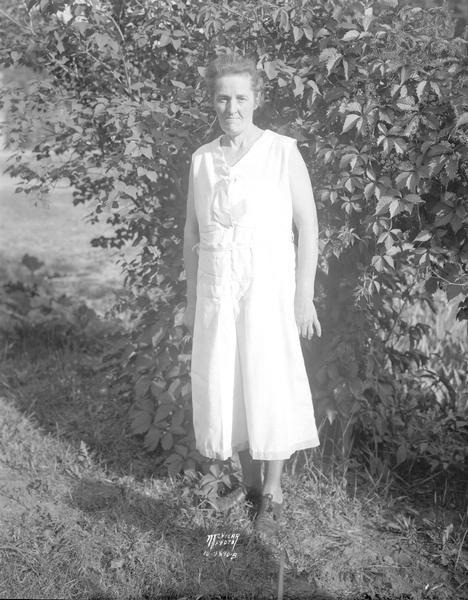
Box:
xmin=183 ymin=54 xmax=321 ymax=537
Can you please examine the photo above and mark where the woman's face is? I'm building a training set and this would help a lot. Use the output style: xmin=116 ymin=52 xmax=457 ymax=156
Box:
xmin=213 ymin=73 xmax=258 ymax=137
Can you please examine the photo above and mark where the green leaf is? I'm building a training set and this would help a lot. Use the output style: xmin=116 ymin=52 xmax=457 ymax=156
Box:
xmin=446 ymin=158 xmax=459 ymax=180
xmin=319 ymin=48 xmax=342 ymax=75
xmin=292 ymin=26 xmax=303 ymax=43
xmin=342 ymin=59 xmax=350 ymax=81
xmin=396 ymin=97 xmax=416 ymax=111
xmin=446 ymin=284 xmax=463 ymax=301
xmin=383 ymin=255 xmax=394 ymax=269
xmin=144 ymin=427 xmax=162 ymax=451
xmin=416 ymin=81 xmax=427 ymax=101
xmin=364 ymin=182 xmax=376 ymax=201
xmin=150 ymin=380 xmax=166 ymax=397
xmin=125 ymin=141 xmax=139 ymax=156
xmin=159 ymin=32 xmax=171 ymax=47
xmin=209 ymin=463 xmax=221 ymax=477
xmin=170 ymin=425 xmax=186 ymax=435
xmin=140 ymin=147 xmax=153 ymax=160
xmin=425 ymin=277 xmax=438 ymax=294
xmin=166 ymin=454 xmax=183 ymax=476
xmin=174 ymin=444 xmax=188 ymax=458
xmin=372 ymin=254 xmax=385 ymax=271
xmin=293 ymin=75 xmax=304 ymax=97
xmin=154 ymin=404 xmax=173 ymax=423
xmin=375 ymin=196 xmax=396 ymax=216
xmin=263 ymin=61 xmax=279 ymax=80
xmin=161 ymin=432 xmax=174 ymax=451
xmin=455 ymin=113 xmax=468 ymax=128
xmin=306 ymin=80 xmax=321 ymax=101
xmin=430 ymin=82 xmax=441 ymax=99
xmin=171 ymin=408 xmax=185 ymax=428
xmin=393 ymin=139 xmax=407 ymax=155
xmin=135 ymin=376 xmax=151 ymax=398
xmin=303 ymin=26 xmax=314 ymax=41
xmin=363 ymin=6 xmax=373 ymax=31
xmin=168 ymin=378 xmax=182 ymax=397
xmin=414 ymin=230 xmax=431 ymax=243
xmin=341 ymin=30 xmax=360 ymax=41
xmin=131 ymin=410 xmax=152 ymax=435
xmin=159 ymin=390 xmax=177 ymax=404
xmin=389 ymin=199 xmax=401 ymax=217
xmin=183 ymin=459 xmax=197 ymax=476
xmin=342 ymin=114 xmax=360 ymax=133
xmin=165 ymin=452 xmax=182 ymax=463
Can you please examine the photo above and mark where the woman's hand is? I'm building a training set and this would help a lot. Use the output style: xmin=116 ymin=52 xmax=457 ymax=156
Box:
xmin=294 ymin=292 xmax=321 ymax=340
xmin=182 ymin=301 xmax=196 ymax=334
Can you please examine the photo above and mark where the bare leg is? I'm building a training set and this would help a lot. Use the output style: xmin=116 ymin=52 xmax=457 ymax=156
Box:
xmin=263 ymin=460 xmax=284 ymax=503
xmin=238 ymin=449 xmax=263 ymax=491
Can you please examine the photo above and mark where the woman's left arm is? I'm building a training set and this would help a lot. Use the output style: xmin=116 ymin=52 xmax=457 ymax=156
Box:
xmin=289 ymin=143 xmax=322 ymax=339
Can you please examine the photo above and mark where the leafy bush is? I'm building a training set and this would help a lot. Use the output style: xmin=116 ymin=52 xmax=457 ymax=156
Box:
xmin=1 ymin=0 xmax=467 ymax=482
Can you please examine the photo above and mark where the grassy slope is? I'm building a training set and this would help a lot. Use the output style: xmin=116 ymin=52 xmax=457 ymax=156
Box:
xmin=0 ymin=333 xmax=466 ymax=600
xmin=0 ymin=159 xmax=467 ymax=599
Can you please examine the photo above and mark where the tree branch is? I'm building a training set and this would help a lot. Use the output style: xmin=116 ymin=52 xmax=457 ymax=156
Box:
xmin=0 ymin=7 xmax=34 ymax=34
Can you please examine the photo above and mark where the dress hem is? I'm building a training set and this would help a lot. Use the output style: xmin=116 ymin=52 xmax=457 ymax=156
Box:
xmin=196 ymin=438 xmax=320 ymax=462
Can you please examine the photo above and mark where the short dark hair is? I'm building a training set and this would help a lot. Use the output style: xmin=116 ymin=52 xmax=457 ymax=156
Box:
xmin=204 ymin=54 xmax=264 ymax=105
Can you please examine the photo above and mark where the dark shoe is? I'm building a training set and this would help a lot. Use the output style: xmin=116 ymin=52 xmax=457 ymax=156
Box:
xmin=253 ymin=493 xmax=283 ymax=538
xmin=215 ymin=485 xmax=262 ymax=512
xmin=245 ymin=487 xmax=263 ymax=518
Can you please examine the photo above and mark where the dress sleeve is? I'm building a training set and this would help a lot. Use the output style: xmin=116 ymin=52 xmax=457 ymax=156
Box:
xmin=286 ymin=137 xmax=314 ymax=195
xmin=282 ymin=135 xmax=304 ymax=179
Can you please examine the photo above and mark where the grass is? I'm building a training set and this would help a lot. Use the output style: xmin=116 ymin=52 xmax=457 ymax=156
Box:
xmin=0 ymin=329 xmax=467 ymax=600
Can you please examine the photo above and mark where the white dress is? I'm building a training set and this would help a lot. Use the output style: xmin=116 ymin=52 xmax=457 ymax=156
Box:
xmin=190 ymin=128 xmax=320 ymax=461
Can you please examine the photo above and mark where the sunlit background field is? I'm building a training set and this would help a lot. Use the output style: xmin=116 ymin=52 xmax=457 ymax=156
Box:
xmin=0 ymin=152 xmax=124 ymax=315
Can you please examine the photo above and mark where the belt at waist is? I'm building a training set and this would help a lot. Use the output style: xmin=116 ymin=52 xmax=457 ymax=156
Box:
xmin=192 ymin=225 xmax=294 ymax=253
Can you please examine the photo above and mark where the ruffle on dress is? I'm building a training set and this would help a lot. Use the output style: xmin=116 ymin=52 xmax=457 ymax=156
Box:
xmin=210 ymin=144 xmax=249 ymax=228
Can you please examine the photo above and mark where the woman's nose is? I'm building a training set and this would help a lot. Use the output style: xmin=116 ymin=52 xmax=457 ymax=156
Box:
xmin=226 ymin=99 xmax=238 ymax=113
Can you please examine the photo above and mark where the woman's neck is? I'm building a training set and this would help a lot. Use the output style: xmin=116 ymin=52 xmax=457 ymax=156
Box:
xmin=221 ymin=124 xmax=262 ymax=149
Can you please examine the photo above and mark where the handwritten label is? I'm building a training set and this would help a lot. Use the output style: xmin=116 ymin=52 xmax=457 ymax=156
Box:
xmin=204 ymin=532 xmax=240 ymax=560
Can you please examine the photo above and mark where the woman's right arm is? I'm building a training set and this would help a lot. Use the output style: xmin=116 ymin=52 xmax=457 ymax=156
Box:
xmin=182 ymin=160 xmax=199 ymax=330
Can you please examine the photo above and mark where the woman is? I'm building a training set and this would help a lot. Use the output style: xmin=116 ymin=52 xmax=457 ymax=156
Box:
xmin=183 ymin=54 xmax=321 ymax=537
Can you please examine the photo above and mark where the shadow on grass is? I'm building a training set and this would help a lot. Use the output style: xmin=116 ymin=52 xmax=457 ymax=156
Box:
xmin=1 ymin=329 xmax=157 ymax=478
xmin=1 ymin=334 xmax=329 ymax=599
xmin=69 ymin=477 xmax=320 ymax=600
xmin=2 ymin=333 xmax=450 ymax=599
